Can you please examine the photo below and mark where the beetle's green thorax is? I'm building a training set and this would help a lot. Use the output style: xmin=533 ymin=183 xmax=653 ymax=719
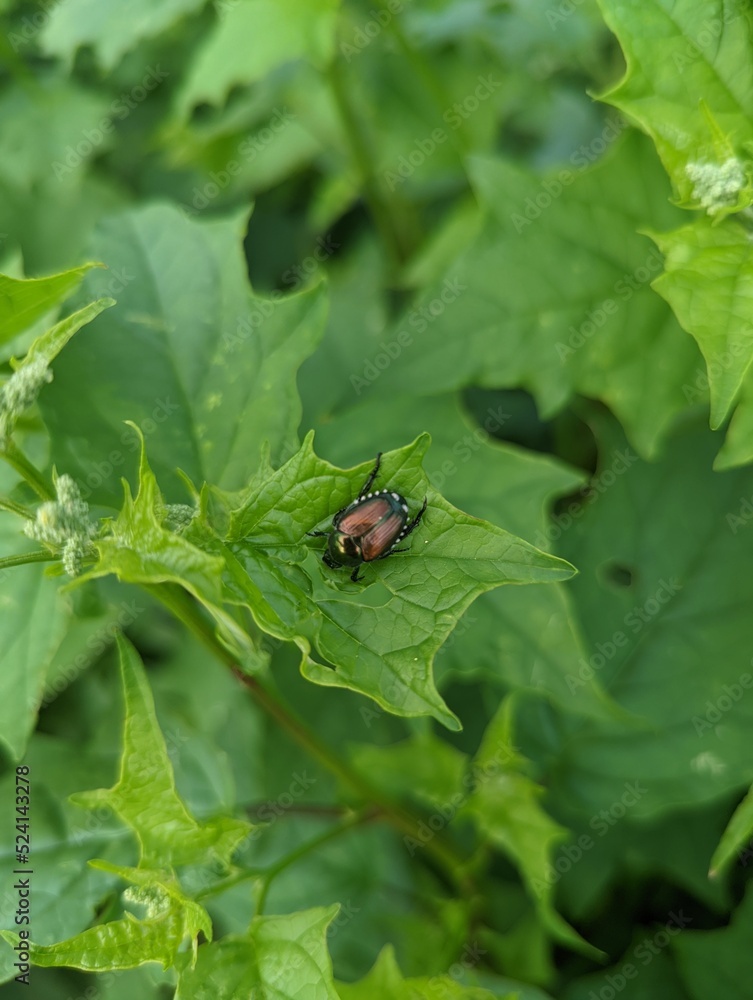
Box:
xmin=327 ymin=531 xmax=363 ymax=567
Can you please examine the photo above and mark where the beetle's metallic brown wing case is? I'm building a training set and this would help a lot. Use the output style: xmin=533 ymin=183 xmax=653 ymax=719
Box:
xmin=338 ymin=495 xmax=393 ymax=536
xmin=361 ymin=511 xmax=406 ymax=561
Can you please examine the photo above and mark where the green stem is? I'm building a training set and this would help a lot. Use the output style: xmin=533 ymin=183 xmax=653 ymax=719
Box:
xmin=1 ymin=443 xmax=53 ymax=500
xmin=385 ymin=8 xmax=473 ymax=161
xmin=255 ymin=807 xmax=375 ymax=915
xmin=246 ymin=802 xmax=350 ymax=819
xmin=0 ymin=496 xmax=35 ymax=520
xmin=326 ymin=58 xmax=419 ymax=275
xmin=145 ymin=583 xmax=473 ymax=895
xmin=0 ymin=550 xmax=57 ymax=573
xmin=195 ymin=867 xmax=264 ymax=902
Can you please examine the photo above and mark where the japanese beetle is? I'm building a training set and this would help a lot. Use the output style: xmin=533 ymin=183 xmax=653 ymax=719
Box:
xmin=309 ymin=452 xmax=427 ymax=582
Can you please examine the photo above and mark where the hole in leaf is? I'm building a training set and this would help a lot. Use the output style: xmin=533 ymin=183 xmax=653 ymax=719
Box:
xmin=601 ymin=562 xmax=634 ymax=588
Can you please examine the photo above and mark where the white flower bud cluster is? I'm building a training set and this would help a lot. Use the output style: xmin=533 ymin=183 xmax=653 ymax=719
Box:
xmin=163 ymin=503 xmax=196 ymax=532
xmin=0 ymin=358 xmax=53 ymax=446
xmin=685 ymin=157 xmax=746 ymax=215
xmin=24 ymin=474 xmax=98 ymax=576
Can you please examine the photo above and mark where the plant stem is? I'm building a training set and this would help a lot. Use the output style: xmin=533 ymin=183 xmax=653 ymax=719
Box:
xmin=1 ymin=443 xmax=53 ymax=500
xmin=0 ymin=496 xmax=35 ymax=519
xmin=0 ymin=550 xmax=57 ymax=572
xmin=255 ymin=807 xmax=376 ymax=915
xmin=385 ymin=8 xmax=473 ymax=161
xmin=146 ymin=582 xmax=473 ymax=896
xmin=195 ymin=867 xmax=265 ymax=901
xmin=326 ymin=57 xmax=419 ymax=275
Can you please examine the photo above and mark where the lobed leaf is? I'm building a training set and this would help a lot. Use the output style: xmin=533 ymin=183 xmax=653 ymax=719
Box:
xmin=71 ymin=635 xmax=251 ymax=869
xmin=595 ymin=0 xmax=753 ymax=207
xmin=175 ymin=905 xmax=341 ymax=1000
xmin=221 ymin=432 xmax=574 ymax=730
xmin=363 ymin=132 xmax=701 ymax=459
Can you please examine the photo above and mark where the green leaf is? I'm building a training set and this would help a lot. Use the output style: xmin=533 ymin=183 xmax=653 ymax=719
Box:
xmin=567 ymin=946 xmax=690 ymax=1000
xmin=650 ymin=219 xmax=753 ymax=430
xmin=715 ymin=378 xmax=753 ymax=469
xmin=553 ymin=798 xmax=729 ymax=924
xmin=2 ymin=879 xmax=210 ymax=972
xmin=595 ymin=0 xmax=753 ymax=207
xmin=222 ymin=432 xmax=574 ymax=730
xmin=709 ymin=783 xmax=753 ymax=878
xmin=0 ymin=78 xmax=114 ymax=188
xmin=40 ymin=204 xmax=328 ymax=504
xmin=174 ymin=905 xmax=341 ymax=1000
xmin=348 ymin=732 xmax=468 ymax=810
xmin=75 ymin=432 xmax=264 ymax=666
xmin=549 ymin=415 xmax=753 ymax=817
xmin=22 ymin=296 xmax=115 ymax=368
xmin=176 ymin=0 xmax=341 ymax=116
xmin=463 ymin=697 xmax=601 ymax=959
xmin=71 ymin=635 xmax=251 ymax=868
xmin=77 ymin=434 xmax=225 ymax=608
xmin=309 ymin=392 xmax=617 ymax=723
xmin=40 ymin=0 xmax=206 ymax=70
xmin=0 ymin=515 xmax=72 ymax=759
xmin=366 ymin=132 xmax=701 ymax=459
xmin=0 ymin=735 xmax=129 ymax=983
xmin=0 ymin=264 xmax=99 ymax=345
xmin=336 ymin=944 xmax=506 ymax=1000
xmin=672 ymin=884 xmax=753 ymax=1000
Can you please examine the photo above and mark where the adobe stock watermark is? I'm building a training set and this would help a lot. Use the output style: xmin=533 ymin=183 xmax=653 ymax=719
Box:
xmin=546 ymin=0 xmax=588 ymax=29
xmin=213 ymin=0 xmax=241 ymax=17
xmin=245 ymin=771 xmax=318 ymax=841
xmin=566 ymin=577 xmax=682 ymax=694
xmin=426 ymin=406 xmax=511 ymax=493
xmin=163 ymin=724 xmax=191 ymax=765
xmin=52 ymin=67 xmax=169 ymax=180
xmin=683 ymin=340 xmax=748 ymax=405
xmin=531 ymin=447 xmax=639 ymax=551
xmin=8 ymin=0 xmax=63 ymax=50
xmin=533 ymin=781 xmax=647 ymax=895
xmin=403 ymin=740 xmax=519 ymax=856
xmin=340 ymin=0 xmax=407 ymax=62
xmin=40 ymin=600 xmax=145 ymax=708
xmin=673 ymin=8 xmax=744 ymax=72
xmin=554 ymin=246 xmax=664 ymax=362
xmin=724 ymin=475 xmax=753 ymax=533
xmin=738 ymin=836 xmax=753 ymax=868
xmin=284 ymin=900 xmax=361 ymax=974
xmin=510 ymin=115 xmax=629 ymax=233
xmin=384 ymin=75 xmax=502 ymax=191
xmin=423 ymin=942 xmax=488 ymax=996
xmin=584 ymin=910 xmax=692 ymax=1000
xmin=223 ymin=234 xmax=339 ymax=354
xmin=434 ymin=612 xmax=478 ymax=660
xmin=182 ymin=107 xmax=296 ymax=216
xmin=350 ymin=275 xmax=466 ymax=395
xmin=76 ymin=396 xmax=181 ymax=500
xmin=692 ymin=672 xmax=753 ymax=737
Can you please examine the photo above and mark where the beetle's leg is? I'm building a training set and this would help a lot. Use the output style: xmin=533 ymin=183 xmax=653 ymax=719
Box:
xmin=307 ymin=530 xmax=329 ymax=537
xmin=350 ymin=566 xmax=363 ymax=582
xmin=358 ymin=452 xmax=382 ymax=498
xmin=373 ymin=547 xmax=408 ymax=560
xmin=331 ymin=506 xmax=348 ymax=527
xmin=401 ymin=496 xmax=428 ymax=538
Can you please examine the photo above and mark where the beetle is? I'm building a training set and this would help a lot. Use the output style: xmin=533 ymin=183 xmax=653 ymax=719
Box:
xmin=309 ymin=452 xmax=427 ymax=582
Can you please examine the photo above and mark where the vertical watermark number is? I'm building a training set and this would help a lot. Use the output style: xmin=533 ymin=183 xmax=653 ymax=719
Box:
xmin=12 ymin=764 xmax=32 ymax=985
